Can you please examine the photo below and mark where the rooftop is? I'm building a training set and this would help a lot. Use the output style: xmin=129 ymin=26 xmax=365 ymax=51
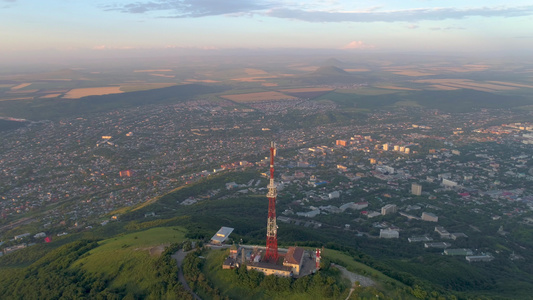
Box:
xmin=284 ymin=247 xmax=304 ymax=265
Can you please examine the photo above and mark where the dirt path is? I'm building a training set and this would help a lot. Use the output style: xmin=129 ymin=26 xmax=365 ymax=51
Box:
xmin=333 ymin=263 xmax=375 ymax=287
xmin=172 ymin=249 xmax=202 ymax=300
xmin=331 ymin=263 xmax=375 ymax=300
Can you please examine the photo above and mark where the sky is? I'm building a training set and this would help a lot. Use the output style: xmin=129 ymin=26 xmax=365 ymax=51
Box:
xmin=1 ymin=0 xmax=533 ymax=62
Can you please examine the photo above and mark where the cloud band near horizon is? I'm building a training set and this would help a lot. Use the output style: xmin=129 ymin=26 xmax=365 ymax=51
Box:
xmin=267 ymin=6 xmax=533 ymax=22
xmin=107 ymin=1 xmax=533 ymax=22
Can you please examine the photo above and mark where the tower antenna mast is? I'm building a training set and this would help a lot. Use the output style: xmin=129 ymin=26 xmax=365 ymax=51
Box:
xmin=265 ymin=141 xmax=278 ymax=263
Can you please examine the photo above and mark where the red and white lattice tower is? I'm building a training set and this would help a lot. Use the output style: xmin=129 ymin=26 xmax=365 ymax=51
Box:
xmin=264 ymin=141 xmax=279 ymax=263
xmin=316 ymin=248 xmax=322 ymax=270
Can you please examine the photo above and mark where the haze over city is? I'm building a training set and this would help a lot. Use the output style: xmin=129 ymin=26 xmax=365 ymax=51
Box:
xmin=2 ymin=0 xmax=533 ymax=63
xmin=1 ymin=1 xmax=533 ymax=299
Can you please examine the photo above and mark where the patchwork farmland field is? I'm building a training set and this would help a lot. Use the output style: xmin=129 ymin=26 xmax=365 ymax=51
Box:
xmin=412 ymin=79 xmax=520 ymax=92
xmin=279 ymin=87 xmax=335 ymax=99
xmin=63 ymin=87 xmax=124 ymax=99
xmin=220 ymin=91 xmax=297 ymax=102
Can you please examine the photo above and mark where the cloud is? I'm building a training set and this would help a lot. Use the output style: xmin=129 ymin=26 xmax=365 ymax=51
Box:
xmin=430 ymin=26 xmax=466 ymax=31
xmin=92 ymin=45 xmax=135 ymax=50
xmin=106 ymin=2 xmax=533 ymax=23
xmin=341 ymin=41 xmax=375 ymax=50
xmin=2 ymin=0 xmax=16 ymax=8
xmin=266 ymin=5 xmax=533 ymax=23
xmin=407 ymin=24 xmax=419 ymax=29
xmin=106 ymin=0 xmax=272 ymax=17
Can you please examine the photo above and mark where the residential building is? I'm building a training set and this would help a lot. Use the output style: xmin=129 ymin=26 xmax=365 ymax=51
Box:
xmin=466 ymin=254 xmax=494 ymax=262
xmin=421 ymin=212 xmax=438 ymax=222
xmin=435 ymin=226 xmax=451 ymax=238
xmin=380 ymin=228 xmax=399 ymax=239
xmin=444 ymin=249 xmax=473 ymax=256
xmin=424 ymin=242 xmax=452 ymax=249
xmin=411 ymin=183 xmax=422 ymax=196
xmin=381 ymin=204 xmax=397 ymax=215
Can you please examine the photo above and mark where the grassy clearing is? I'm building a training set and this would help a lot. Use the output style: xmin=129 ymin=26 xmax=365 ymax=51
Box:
xmin=204 ymin=249 xmax=263 ymax=299
xmin=72 ymin=227 xmax=186 ymax=293
xmin=323 ymin=248 xmax=406 ymax=287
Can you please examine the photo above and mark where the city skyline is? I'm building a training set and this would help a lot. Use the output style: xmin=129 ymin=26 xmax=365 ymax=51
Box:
xmin=2 ymin=0 xmax=533 ymax=63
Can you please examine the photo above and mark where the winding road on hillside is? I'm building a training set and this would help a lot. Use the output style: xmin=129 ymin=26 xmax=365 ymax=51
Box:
xmin=172 ymin=249 xmax=202 ymax=300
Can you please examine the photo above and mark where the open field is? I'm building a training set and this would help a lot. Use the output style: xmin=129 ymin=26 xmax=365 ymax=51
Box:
xmin=119 ymin=82 xmax=177 ymax=92
xmin=345 ymin=68 xmax=370 ymax=72
xmin=375 ymin=85 xmax=419 ymax=91
xmin=11 ymin=83 xmax=31 ymax=90
xmin=382 ymin=64 xmax=491 ymax=77
xmin=7 ymin=89 xmax=38 ymax=94
xmin=279 ymin=87 xmax=335 ymax=99
xmin=0 ymin=97 xmax=34 ymax=101
xmin=336 ymin=88 xmax=399 ymax=96
xmin=279 ymin=87 xmax=334 ymax=93
xmin=134 ymin=69 xmax=173 ymax=72
xmin=323 ymin=249 xmax=406 ymax=287
xmin=413 ymin=79 xmax=518 ymax=92
xmin=150 ymin=73 xmax=175 ymax=78
xmin=487 ymin=81 xmax=533 ymax=88
xmin=73 ymin=227 xmax=186 ymax=292
xmin=221 ymin=91 xmax=297 ymax=102
xmin=63 ymin=86 xmax=124 ymax=98
xmin=427 ymin=85 xmax=460 ymax=90
xmin=40 ymin=93 xmax=62 ymax=98
xmin=185 ymin=79 xmax=220 ymax=83
xmin=384 ymin=69 xmax=435 ymax=76
xmin=394 ymin=100 xmax=423 ymax=107
xmin=231 ymin=76 xmax=278 ymax=82
xmin=244 ymin=68 xmax=269 ymax=75
xmin=288 ymin=66 xmax=319 ymax=72
xmin=425 ymin=64 xmax=490 ymax=73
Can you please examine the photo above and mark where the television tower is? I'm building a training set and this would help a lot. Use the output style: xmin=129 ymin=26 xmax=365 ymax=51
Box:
xmin=264 ymin=141 xmax=279 ymax=263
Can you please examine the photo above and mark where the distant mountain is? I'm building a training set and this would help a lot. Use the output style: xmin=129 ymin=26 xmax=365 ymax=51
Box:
xmin=321 ymin=58 xmax=344 ymax=67
xmin=312 ymin=65 xmax=351 ymax=76
xmin=289 ymin=65 xmax=358 ymax=85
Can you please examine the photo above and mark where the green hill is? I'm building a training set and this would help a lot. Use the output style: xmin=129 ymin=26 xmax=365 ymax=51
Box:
xmin=0 ymin=227 xmax=191 ymax=299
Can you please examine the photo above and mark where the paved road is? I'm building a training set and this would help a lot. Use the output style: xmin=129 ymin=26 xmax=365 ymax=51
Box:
xmin=172 ymin=249 xmax=202 ymax=300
